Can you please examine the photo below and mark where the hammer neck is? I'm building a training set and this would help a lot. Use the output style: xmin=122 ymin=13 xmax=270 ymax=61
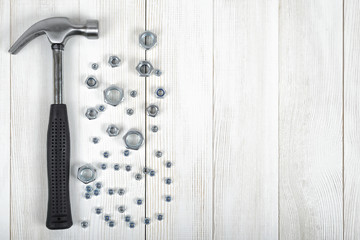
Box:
xmin=52 ymin=44 xmax=64 ymax=104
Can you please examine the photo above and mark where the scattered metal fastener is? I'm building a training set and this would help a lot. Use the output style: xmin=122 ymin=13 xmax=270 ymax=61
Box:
xmin=95 ymin=207 xmax=102 ymax=215
xmin=97 ymin=105 xmax=106 ymax=112
xmin=85 ymin=192 xmax=91 ymax=199
xmin=124 ymin=215 xmax=131 ymax=222
xmin=123 ymin=130 xmax=144 ymax=150
xmin=106 ymin=124 xmax=120 ymax=137
xmin=92 ymin=137 xmax=99 ymax=144
xmin=155 ymin=151 xmax=162 ymax=158
xmin=153 ymin=69 xmax=162 ymax=77
xmin=146 ymin=104 xmax=159 ymax=117
xmin=114 ymin=164 xmax=120 ymax=171
xmin=104 ymin=215 xmax=111 ymax=222
xmin=103 ymin=151 xmax=110 ymax=158
xmin=93 ymin=189 xmax=100 ymax=196
xmin=77 ymin=164 xmax=97 ymax=184
xmin=108 ymin=56 xmax=121 ymax=68
xmin=151 ymin=125 xmax=159 ymax=132
xmin=104 ymin=85 xmax=124 ymax=106
xmin=85 ymin=76 xmax=98 ymax=89
xmin=165 ymin=161 xmax=172 ymax=168
xmin=165 ymin=178 xmax=172 ymax=185
xmin=124 ymin=150 xmax=130 ymax=156
xmin=85 ymin=185 xmax=93 ymax=193
xmin=155 ymin=87 xmax=166 ymax=98
xmin=135 ymin=173 xmax=142 ymax=181
xmin=157 ymin=214 xmax=164 ymax=221
xmin=130 ymin=90 xmax=137 ymax=98
xmin=129 ymin=222 xmax=135 ymax=228
xmin=127 ymin=108 xmax=134 ymax=116
xmin=139 ymin=31 xmax=157 ymax=50
xmin=81 ymin=221 xmax=89 ymax=228
xmin=143 ymin=167 xmax=150 ymax=175
xmin=85 ymin=107 xmax=98 ymax=120
xmin=118 ymin=205 xmax=126 ymax=213
xmin=100 ymin=163 xmax=107 ymax=170
xmin=125 ymin=165 xmax=132 ymax=172
xmin=136 ymin=60 xmax=154 ymax=77
xmin=165 ymin=195 xmax=172 ymax=202
xmin=136 ymin=199 xmax=143 ymax=205
xmin=108 ymin=221 xmax=115 ymax=227
xmin=149 ymin=170 xmax=156 ymax=177
xmin=95 ymin=182 xmax=102 ymax=189
xmin=144 ymin=218 xmax=151 ymax=225
xmin=108 ymin=188 xmax=114 ymax=195
xmin=91 ymin=63 xmax=98 ymax=70
xmin=118 ymin=188 xmax=126 ymax=196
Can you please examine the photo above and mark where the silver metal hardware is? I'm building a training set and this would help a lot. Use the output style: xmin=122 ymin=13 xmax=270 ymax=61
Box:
xmin=77 ymin=164 xmax=97 ymax=184
xmin=104 ymin=85 xmax=124 ymax=106
xmin=108 ymin=56 xmax=121 ymax=68
xmin=85 ymin=107 xmax=98 ymax=120
xmin=136 ymin=60 xmax=154 ymax=77
xmin=123 ymin=130 xmax=144 ymax=150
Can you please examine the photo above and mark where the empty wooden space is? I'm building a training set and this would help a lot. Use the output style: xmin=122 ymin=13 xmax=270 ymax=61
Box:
xmin=1 ymin=0 xmax=360 ymax=239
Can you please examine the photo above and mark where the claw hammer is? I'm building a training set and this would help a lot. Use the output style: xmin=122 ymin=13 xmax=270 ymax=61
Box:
xmin=9 ymin=17 xmax=99 ymax=230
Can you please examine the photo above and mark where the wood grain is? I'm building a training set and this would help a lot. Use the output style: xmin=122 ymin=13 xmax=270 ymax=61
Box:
xmin=0 ymin=0 xmax=10 ymax=239
xmin=279 ymin=0 xmax=343 ymax=239
xmin=344 ymin=0 xmax=360 ymax=239
xmin=213 ymin=0 xmax=279 ymax=239
xmin=10 ymin=0 xmax=145 ymax=239
xmin=145 ymin=0 xmax=213 ymax=239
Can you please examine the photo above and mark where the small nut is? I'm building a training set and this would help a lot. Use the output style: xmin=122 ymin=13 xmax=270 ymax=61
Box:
xmin=136 ymin=61 xmax=154 ymax=77
xmin=85 ymin=107 xmax=98 ymax=120
xmin=153 ymin=69 xmax=162 ymax=77
xmin=91 ymin=63 xmax=99 ymax=70
xmin=139 ymin=31 xmax=157 ymax=50
xmin=155 ymin=88 xmax=166 ymax=98
xmin=108 ymin=56 xmax=121 ymax=67
xmin=77 ymin=164 xmax=97 ymax=184
xmin=107 ymin=125 xmax=120 ymax=137
xmin=85 ymin=76 xmax=98 ymax=89
xmin=146 ymin=105 xmax=159 ymax=117
xmin=104 ymin=85 xmax=124 ymax=106
xmin=123 ymin=130 xmax=144 ymax=150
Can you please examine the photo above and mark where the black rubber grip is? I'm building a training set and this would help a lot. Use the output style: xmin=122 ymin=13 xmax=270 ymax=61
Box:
xmin=46 ymin=104 xmax=72 ymax=230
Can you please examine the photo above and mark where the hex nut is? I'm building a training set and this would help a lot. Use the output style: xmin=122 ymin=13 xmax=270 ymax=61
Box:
xmin=108 ymin=56 xmax=121 ymax=68
xmin=85 ymin=107 xmax=98 ymax=120
xmin=104 ymin=85 xmax=124 ymax=106
xmin=123 ymin=130 xmax=144 ymax=150
xmin=146 ymin=105 xmax=159 ymax=117
xmin=85 ymin=76 xmax=98 ymax=89
xmin=155 ymin=88 xmax=166 ymax=98
xmin=139 ymin=31 xmax=157 ymax=50
xmin=107 ymin=125 xmax=120 ymax=137
xmin=91 ymin=63 xmax=99 ymax=70
xmin=153 ymin=69 xmax=162 ymax=77
xmin=136 ymin=61 xmax=154 ymax=77
xmin=77 ymin=164 xmax=97 ymax=184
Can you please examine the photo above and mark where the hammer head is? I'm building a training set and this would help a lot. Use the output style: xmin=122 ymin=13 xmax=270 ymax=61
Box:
xmin=9 ymin=17 xmax=98 ymax=54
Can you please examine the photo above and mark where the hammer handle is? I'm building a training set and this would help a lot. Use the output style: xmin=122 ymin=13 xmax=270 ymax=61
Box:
xmin=46 ymin=104 xmax=72 ymax=229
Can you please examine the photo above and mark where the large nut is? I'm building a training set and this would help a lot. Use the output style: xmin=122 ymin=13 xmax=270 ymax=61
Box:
xmin=136 ymin=61 xmax=154 ymax=77
xmin=123 ymin=130 xmax=144 ymax=150
xmin=108 ymin=56 xmax=121 ymax=68
xmin=85 ymin=76 xmax=98 ymax=89
xmin=139 ymin=31 xmax=157 ymax=50
xmin=77 ymin=164 xmax=97 ymax=184
xmin=146 ymin=104 xmax=159 ymax=117
xmin=107 ymin=124 xmax=120 ymax=137
xmin=85 ymin=107 xmax=98 ymax=120
xmin=104 ymin=85 xmax=124 ymax=106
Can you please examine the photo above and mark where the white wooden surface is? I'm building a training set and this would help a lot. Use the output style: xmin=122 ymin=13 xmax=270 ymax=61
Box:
xmin=2 ymin=0 xmax=360 ymax=239
xmin=279 ymin=0 xmax=343 ymax=239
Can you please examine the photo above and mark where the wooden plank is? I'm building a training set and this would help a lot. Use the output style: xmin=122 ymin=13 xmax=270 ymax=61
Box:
xmin=145 ymin=0 xmax=213 ymax=239
xmin=0 ymin=0 xmax=10 ymax=239
xmin=344 ymin=0 xmax=360 ymax=239
xmin=279 ymin=0 xmax=343 ymax=239
xmin=213 ymin=0 xmax=279 ymax=239
xmin=10 ymin=0 xmax=145 ymax=239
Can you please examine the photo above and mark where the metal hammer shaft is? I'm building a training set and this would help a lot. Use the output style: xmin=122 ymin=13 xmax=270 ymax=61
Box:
xmin=52 ymin=44 xmax=63 ymax=104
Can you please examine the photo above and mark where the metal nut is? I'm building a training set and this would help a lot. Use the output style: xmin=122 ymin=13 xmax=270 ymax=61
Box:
xmin=85 ymin=76 xmax=98 ymax=89
xmin=106 ymin=124 xmax=120 ymax=137
xmin=136 ymin=61 xmax=154 ymax=77
xmin=104 ymin=85 xmax=124 ymax=106
xmin=77 ymin=164 xmax=97 ymax=184
xmin=146 ymin=105 xmax=159 ymax=117
xmin=155 ymin=88 xmax=166 ymax=98
xmin=85 ymin=107 xmax=98 ymax=120
xmin=108 ymin=56 xmax=121 ymax=67
xmin=123 ymin=130 xmax=144 ymax=150
xmin=139 ymin=31 xmax=157 ymax=50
